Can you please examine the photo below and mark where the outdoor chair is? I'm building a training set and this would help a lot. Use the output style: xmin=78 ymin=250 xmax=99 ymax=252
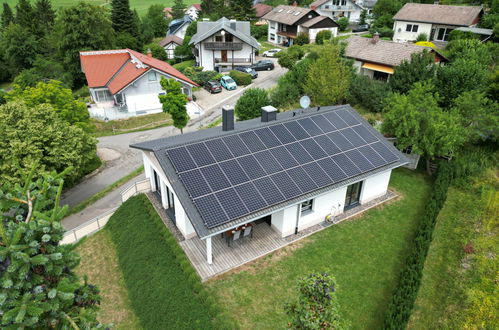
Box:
xmin=243 ymin=226 xmax=253 ymax=240
xmin=229 ymin=230 xmax=241 ymax=247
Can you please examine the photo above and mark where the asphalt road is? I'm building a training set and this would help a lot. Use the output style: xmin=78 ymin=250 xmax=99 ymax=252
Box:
xmin=60 ymin=58 xmax=286 ymax=208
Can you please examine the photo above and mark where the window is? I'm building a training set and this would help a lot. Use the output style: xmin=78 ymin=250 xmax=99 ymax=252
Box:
xmin=301 ymin=199 xmax=313 ymax=215
xmin=148 ymin=71 xmax=157 ymax=81
xmin=436 ymin=27 xmax=453 ymax=41
xmin=270 ymin=33 xmax=276 ymax=41
xmin=373 ymin=70 xmax=389 ymax=81
xmin=215 ymin=35 xmax=223 ymax=42
xmin=95 ymin=89 xmax=113 ymax=102
xmin=406 ymin=24 xmax=418 ymax=32
xmin=225 ymin=34 xmax=233 ymax=42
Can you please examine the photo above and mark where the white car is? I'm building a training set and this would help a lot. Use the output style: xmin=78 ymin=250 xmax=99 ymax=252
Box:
xmin=262 ymin=48 xmax=282 ymax=57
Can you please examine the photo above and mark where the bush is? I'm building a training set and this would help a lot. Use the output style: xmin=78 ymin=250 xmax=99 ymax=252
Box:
xmin=277 ymin=45 xmax=305 ymax=69
xmin=375 ymin=26 xmax=394 ymax=38
xmin=295 ymin=32 xmax=310 ymax=45
xmin=173 ymin=60 xmax=195 ymax=72
xmin=235 ymin=88 xmax=270 ymax=120
xmin=416 ymin=33 xmax=428 ymax=42
xmin=271 ymin=57 xmax=312 ymax=107
xmin=337 ymin=17 xmax=349 ymax=31
xmin=195 ymin=70 xmax=222 ymax=84
xmin=143 ymin=42 xmax=168 ymax=61
xmin=348 ymin=74 xmax=391 ymax=113
xmin=229 ymin=70 xmax=252 ymax=85
xmin=448 ymin=29 xmax=478 ymax=42
xmin=315 ymin=29 xmax=332 ymax=44
xmin=251 ymin=23 xmax=268 ymax=40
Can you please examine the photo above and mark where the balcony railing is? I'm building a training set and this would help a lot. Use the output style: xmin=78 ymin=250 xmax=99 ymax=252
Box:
xmin=215 ymin=57 xmax=251 ymax=64
xmin=204 ymin=42 xmax=244 ymax=50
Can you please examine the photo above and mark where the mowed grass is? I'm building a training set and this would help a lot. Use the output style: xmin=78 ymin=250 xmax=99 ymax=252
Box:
xmin=91 ymin=111 xmax=172 ymax=137
xmin=206 ymin=169 xmax=431 ymax=329
xmin=75 ymin=231 xmax=141 ymax=329
xmin=1 ymin=0 xmax=199 ymax=15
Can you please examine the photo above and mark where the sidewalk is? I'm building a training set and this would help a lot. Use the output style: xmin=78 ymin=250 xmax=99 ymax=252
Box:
xmin=61 ymin=173 xmax=145 ymax=231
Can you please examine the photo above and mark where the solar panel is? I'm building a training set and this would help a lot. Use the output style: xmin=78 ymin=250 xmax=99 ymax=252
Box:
xmin=286 ymin=166 xmax=318 ymax=193
xmin=194 ymin=194 xmax=227 ymax=227
xmin=340 ymin=128 xmax=365 ymax=148
xmin=371 ymin=142 xmax=399 ymax=163
xmin=239 ymin=131 xmax=266 ymax=153
xmin=205 ymin=138 xmax=233 ymax=161
xmin=219 ymin=159 xmax=249 ymax=185
xmin=200 ymin=164 xmax=231 ymax=192
xmin=302 ymin=162 xmax=332 ymax=187
xmin=254 ymin=150 xmax=283 ymax=175
xmin=316 ymin=157 xmax=347 ymax=183
xmin=314 ymin=135 xmax=341 ymax=156
xmin=284 ymin=121 xmax=310 ymax=140
xmin=180 ymin=169 xmax=211 ymax=198
xmin=357 ymin=145 xmax=386 ymax=167
xmin=332 ymin=153 xmax=361 ymax=177
xmin=167 ymin=147 xmax=197 ymax=173
xmin=336 ymin=109 xmax=359 ymax=126
xmin=215 ymin=188 xmax=249 ymax=220
xmin=298 ymin=118 xmax=323 ymax=136
xmin=222 ymin=135 xmax=251 ymax=157
xmin=324 ymin=111 xmax=348 ymax=129
xmin=271 ymin=146 xmax=299 ymax=169
xmin=345 ymin=149 xmax=374 ymax=172
xmin=327 ymin=131 xmax=355 ymax=151
xmin=299 ymin=139 xmax=327 ymax=160
xmin=254 ymin=127 xmax=281 ymax=148
xmin=270 ymin=172 xmax=302 ymax=199
xmin=235 ymin=182 xmax=267 ymax=212
xmin=186 ymin=142 xmax=216 ymax=167
xmin=352 ymin=125 xmax=378 ymax=144
xmin=253 ymin=178 xmax=286 ymax=205
xmin=237 ymin=155 xmax=266 ymax=180
xmin=286 ymin=142 xmax=313 ymax=164
xmin=269 ymin=124 xmax=296 ymax=144
xmin=310 ymin=114 xmax=336 ymax=133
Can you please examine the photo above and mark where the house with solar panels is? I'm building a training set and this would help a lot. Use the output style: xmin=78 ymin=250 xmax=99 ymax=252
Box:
xmin=131 ymin=105 xmax=407 ymax=277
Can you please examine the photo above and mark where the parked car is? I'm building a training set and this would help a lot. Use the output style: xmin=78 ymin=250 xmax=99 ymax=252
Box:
xmin=251 ymin=60 xmax=274 ymax=71
xmin=220 ymin=75 xmax=237 ymax=90
xmin=204 ymin=80 xmax=222 ymax=94
xmin=352 ymin=24 xmax=369 ymax=33
xmin=262 ymin=48 xmax=281 ymax=57
xmin=234 ymin=66 xmax=258 ymax=79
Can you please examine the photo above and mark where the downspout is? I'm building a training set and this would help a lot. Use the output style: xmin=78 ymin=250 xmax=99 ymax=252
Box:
xmin=294 ymin=203 xmax=301 ymax=235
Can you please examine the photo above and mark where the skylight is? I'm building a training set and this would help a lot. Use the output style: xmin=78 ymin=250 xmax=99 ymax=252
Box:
xmin=294 ymin=12 xmax=300 ymax=15
xmin=278 ymin=9 xmax=283 ymax=12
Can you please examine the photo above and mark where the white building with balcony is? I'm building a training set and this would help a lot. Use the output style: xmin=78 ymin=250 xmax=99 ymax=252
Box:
xmin=311 ymin=0 xmax=365 ymax=22
xmin=189 ymin=17 xmax=260 ymax=72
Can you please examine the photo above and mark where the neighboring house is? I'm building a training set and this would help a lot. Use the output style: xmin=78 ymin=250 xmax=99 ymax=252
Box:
xmin=310 ymin=0 xmax=364 ymax=22
xmin=159 ymin=35 xmax=184 ymax=59
xmin=168 ymin=15 xmax=194 ymax=40
xmin=344 ymin=35 xmax=446 ymax=82
xmin=131 ymin=104 xmax=408 ymax=266
xmin=189 ymin=17 xmax=260 ymax=72
xmin=80 ymin=49 xmax=197 ymax=118
xmin=357 ymin=0 xmax=376 ymax=16
xmin=163 ymin=7 xmax=173 ymax=19
xmin=254 ymin=3 xmax=273 ymax=25
xmin=263 ymin=5 xmax=339 ymax=45
xmin=392 ymin=3 xmax=482 ymax=43
xmin=186 ymin=4 xmax=202 ymax=20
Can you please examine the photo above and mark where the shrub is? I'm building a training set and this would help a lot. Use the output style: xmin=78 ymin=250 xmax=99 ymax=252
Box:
xmin=448 ymin=29 xmax=478 ymax=42
xmin=375 ymin=26 xmax=394 ymax=38
xmin=229 ymin=70 xmax=252 ymax=85
xmin=416 ymin=33 xmax=428 ymax=42
xmin=337 ymin=17 xmax=349 ymax=31
xmin=143 ymin=42 xmax=168 ymax=61
xmin=270 ymin=57 xmax=312 ymax=107
xmin=193 ymin=70 xmax=220 ymax=85
xmin=294 ymin=32 xmax=310 ymax=45
xmin=173 ymin=60 xmax=195 ymax=71
xmin=315 ymin=29 xmax=332 ymax=44
xmin=251 ymin=23 xmax=268 ymax=40
xmin=348 ymin=74 xmax=391 ymax=113
xmin=235 ymin=88 xmax=270 ymax=120
xmin=277 ymin=45 xmax=305 ymax=69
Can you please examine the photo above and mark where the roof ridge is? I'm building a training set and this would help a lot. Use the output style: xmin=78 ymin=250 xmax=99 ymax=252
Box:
xmin=105 ymin=58 xmax=135 ymax=88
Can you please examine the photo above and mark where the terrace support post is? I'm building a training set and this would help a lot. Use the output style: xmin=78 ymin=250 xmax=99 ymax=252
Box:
xmin=206 ymin=237 xmax=213 ymax=264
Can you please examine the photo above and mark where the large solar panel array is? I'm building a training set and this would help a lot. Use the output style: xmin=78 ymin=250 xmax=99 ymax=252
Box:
xmin=165 ymin=109 xmax=399 ymax=228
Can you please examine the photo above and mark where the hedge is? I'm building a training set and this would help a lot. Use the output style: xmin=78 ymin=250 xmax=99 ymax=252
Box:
xmin=106 ymin=195 xmax=234 ymax=329
xmin=229 ymin=70 xmax=252 ymax=86
xmin=383 ymin=161 xmax=454 ymax=329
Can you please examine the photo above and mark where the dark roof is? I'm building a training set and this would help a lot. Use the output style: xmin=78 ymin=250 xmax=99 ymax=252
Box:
xmin=263 ymin=5 xmax=315 ymax=25
xmin=393 ymin=3 xmax=482 ymax=26
xmin=131 ymin=105 xmax=408 ymax=238
xmin=310 ymin=0 xmax=329 ymax=7
xmin=300 ymin=15 xmax=338 ymax=28
xmin=168 ymin=15 xmax=193 ymax=35
xmin=159 ymin=35 xmax=184 ymax=47
xmin=254 ymin=3 xmax=273 ymax=18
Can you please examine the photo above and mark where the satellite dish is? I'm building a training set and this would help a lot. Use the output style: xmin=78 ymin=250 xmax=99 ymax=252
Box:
xmin=299 ymin=95 xmax=311 ymax=109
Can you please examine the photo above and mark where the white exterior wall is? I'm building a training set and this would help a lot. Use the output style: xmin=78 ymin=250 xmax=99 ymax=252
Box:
xmin=392 ymin=20 xmax=432 ymax=43
xmin=120 ymin=69 xmax=192 ymax=112
xmin=142 ymin=151 xmax=196 ymax=239
xmin=173 ymin=23 xmax=190 ymax=40
xmin=315 ymin=0 xmax=363 ymax=22
xmin=271 ymin=205 xmax=298 ymax=238
xmin=309 ymin=27 xmax=338 ymax=42
xmin=360 ymin=170 xmax=392 ymax=204
xmin=196 ymin=35 xmax=255 ymax=71
xmin=164 ymin=42 xmax=179 ymax=59
xmin=186 ymin=6 xmax=199 ymax=20
xmin=267 ymin=20 xmax=278 ymax=43
xmin=297 ymin=186 xmax=347 ymax=231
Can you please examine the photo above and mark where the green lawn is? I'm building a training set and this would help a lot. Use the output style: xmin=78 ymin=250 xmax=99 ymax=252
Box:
xmin=1 ymin=0 xmax=199 ymax=15
xmin=91 ymin=112 xmax=172 ymax=137
xmin=207 ymin=168 xmax=431 ymax=329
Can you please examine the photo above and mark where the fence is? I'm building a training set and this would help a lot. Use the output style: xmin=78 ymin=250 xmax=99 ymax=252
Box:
xmin=61 ymin=179 xmax=151 ymax=245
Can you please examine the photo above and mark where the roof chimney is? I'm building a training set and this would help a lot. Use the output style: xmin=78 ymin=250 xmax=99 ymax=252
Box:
xmin=261 ymin=105 xmax=277 ymax=122
xmin=229 ymin=19 xmax=236 ymax=30
xmin=372 ymin=32 xmax=380 ymax=44
xmin=146 ymin=48 xmax=153 ymax=57
xmin=222 ymin=105 xmax=235 ymax=131
xmin=311 ymin=5 xmax=317 ymax=10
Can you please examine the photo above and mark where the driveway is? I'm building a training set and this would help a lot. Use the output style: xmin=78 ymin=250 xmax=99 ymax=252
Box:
xmin=60 ymin=58 xmax=286 ymax=208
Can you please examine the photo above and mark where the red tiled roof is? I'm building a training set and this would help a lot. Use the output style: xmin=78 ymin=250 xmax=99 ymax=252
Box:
xmin=254 ymin=3 xmax=273 ymax=18
xmin=164 ymin=7 xmax=172 ymax=13
xmin=79 ymin=49 xmax=198 ymax=94
xmin=192 ymin=4 xmax=202 ymax=11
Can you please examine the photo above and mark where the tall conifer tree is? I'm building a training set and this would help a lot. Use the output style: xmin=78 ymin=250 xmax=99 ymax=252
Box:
xmin=15 ymin=0 xmax=33 ymax=31
xmin=1 ymin=3 xmax=14 ymax=29
xmin=171 ymin=0 xmax=186 ymax=19
xmin=111 ymin=0 xmax=138 ymax=36
xmin=230 ymin=0 xmax=256 ymax=20
xmin=34 ymin=0 xmax=55 ymax=36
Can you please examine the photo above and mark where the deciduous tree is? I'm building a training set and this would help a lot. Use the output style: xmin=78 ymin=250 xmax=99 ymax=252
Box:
xmin=389 ymin=50 xmax=437 ymax=94
xmin=13 ymin=56 xmax=73 ymax=89
xmin=143 ymin=42 xmax=168 ymax=61
xmin=159 ymin=78 xmax=189 ymax=133
xmin=315 ymin=29 xmax=332 ymax=45
xmin=142 ymin=4 xmax=170 ymax=38
xmin=235 ymin=88 xmax=270 ymax=120
xmin=172 ymin=0 xmax=187 ymax=19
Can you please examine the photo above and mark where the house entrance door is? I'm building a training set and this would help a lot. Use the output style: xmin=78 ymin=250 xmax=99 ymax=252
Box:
xmin=344 ymin=181 xmax=362 ymax=210
xmin=165 ymin=185 xmax=176 ymax=223
xmin=221 ymin=50 xmax=228 ymax=62
xmin=153 ymin=170 xmax=161 ymax=195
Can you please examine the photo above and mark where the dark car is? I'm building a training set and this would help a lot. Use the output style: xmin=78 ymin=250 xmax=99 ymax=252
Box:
xmin=204 ymin=80 xmax=222 ymax=94
xmin=251 ymin=60 xmax=274 ymax=71
xmin=352 ymin=24 xmax=369 ymax=33
xmin=234 ymin=66 xmax=258 ymax=79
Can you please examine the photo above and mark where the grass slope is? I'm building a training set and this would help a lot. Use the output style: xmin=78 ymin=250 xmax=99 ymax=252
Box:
xmin=105 ymin=194 xmax=224 ymax=329
xmin=208 ymin=169 xmax=431 ymax=329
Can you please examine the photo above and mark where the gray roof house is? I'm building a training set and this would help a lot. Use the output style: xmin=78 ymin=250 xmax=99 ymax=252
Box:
xmin=168 ymin=15 xmax=194 ymax=40
xmin=131 ymin=104 xmax=408 ymax=279
xmin=392 ymin=3 xmax=483 ymax=43
xmin=189 ymin=17 xmax=260 ymax=71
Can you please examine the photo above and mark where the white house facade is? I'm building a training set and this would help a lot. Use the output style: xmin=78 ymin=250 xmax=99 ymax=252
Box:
xmin=131 ymin=105 xmax=408 ymax=266
xmin=311 ymin=0 xmax=364 ymax=22
xmin=190 ymin=17 xmax=260 ymax=71
xmin=159 ymin=35 xmax=183 ymax=59
xmin=186 ymin=4 xmax=202 ymax=20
